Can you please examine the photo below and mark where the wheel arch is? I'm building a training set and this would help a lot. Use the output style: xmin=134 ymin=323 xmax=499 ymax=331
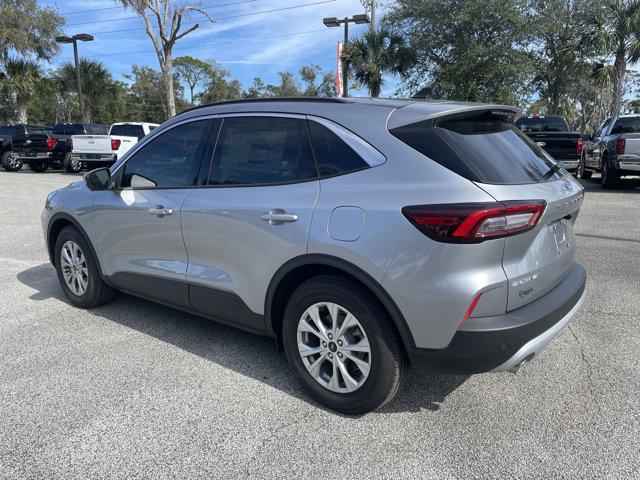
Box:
xmin=265 ymin=254 xmax=416 ymax=353
xmin=47 ymin=213 xmax=109 ymax=282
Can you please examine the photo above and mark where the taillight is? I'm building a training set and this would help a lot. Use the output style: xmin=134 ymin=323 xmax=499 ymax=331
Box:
xmin=461 ymin=292 xmax=483 ymax=325
xmin=576 ymin=138 xmax=583 ymax=155
xmin=402 ymin=200 xmax=547 ymax=243
xmin=616 ymin=137 xmax=625 ymax=155
xmin=46 ymin=137 xmax=57 ymax=150
xmin=111 ymin=139 xmax=121 ymax=150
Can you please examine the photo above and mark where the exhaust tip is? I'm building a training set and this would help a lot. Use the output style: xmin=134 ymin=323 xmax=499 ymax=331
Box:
xmin=508 ymin=353 xmax=536 ymax=375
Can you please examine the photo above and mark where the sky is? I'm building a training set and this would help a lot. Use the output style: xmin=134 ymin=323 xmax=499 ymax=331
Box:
xmin=41 ymin=0 xmax=398 ymax=98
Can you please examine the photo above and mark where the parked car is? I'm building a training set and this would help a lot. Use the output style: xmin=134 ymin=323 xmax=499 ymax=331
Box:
xmin=42 ymin=98 xmax=586 ymax=414
xmin=578 ymin=114 xmax=640 ymax=188
xmin=515 ymin=115 xmax=584 ymax=172
xmin=71 ymin=122 xmax=159 ymax=170
xmin=10 ymin=123 xmax=108 ymax=173
xmin=0 ymin=124 xmax=48 ymax=171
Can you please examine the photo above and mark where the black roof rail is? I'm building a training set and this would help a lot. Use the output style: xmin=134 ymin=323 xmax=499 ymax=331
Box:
xmin=178 ymin=96 xmax=350 ymax=115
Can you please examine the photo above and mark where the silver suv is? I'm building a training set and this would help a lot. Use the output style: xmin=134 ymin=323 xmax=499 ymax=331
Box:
xmin=42 ymin=98 xmax=586 ymax=414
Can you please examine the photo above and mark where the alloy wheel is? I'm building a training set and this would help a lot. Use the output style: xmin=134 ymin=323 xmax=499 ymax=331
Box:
xmin=60 ymin=240 xmax=89 ymax=296
xmin=297 ymin=302 xmax=371 ymax=393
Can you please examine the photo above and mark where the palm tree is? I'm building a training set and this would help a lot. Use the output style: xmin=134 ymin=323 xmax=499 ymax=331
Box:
xmin=0 ymin=57 xmax=41 ymax=123
xmin=56 ymin=58 xmax=112 ymax=123
xmin=342 ymin=27 xmax=414 ymax=98
xmin=583 ymin=0 xmax=640 ymax=116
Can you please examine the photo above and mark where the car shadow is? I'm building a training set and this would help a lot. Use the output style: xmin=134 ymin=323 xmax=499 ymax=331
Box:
xmin=17 ymin=263 xmax=469 ymax=415
xmin=577 ymin=175 xmax=640 ymax=193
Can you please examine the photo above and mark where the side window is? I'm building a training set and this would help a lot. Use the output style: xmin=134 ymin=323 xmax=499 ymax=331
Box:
xmin=27 ymin=126 xmax=45 ymax=135
xmin=207 ymin=116 xmax=317 ymax=186
xmin=121 ymin=120 xmax=210 ymax=188
xmin=308 ymin=121 xmax=369 ymax=177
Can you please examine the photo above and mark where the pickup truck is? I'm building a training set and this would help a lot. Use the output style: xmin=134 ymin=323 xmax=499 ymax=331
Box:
xmin=9 ymin=123 xmax=108 ymax=173
xmin=71 ymin=122 xmax=158 ymax=170
xmin=515 ymin=115 xmax=584 ymax=173
xmin=0 ymin=124 xmax=49 ymax=171
xmin=579 ymin=114 xmax=640 ymax=189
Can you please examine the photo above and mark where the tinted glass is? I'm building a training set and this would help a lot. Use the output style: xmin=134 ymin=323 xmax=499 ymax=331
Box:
xmin=52 ymin=125 xmax=67 ymax=135
xmin=515 ymin=117 xmax=569 ymax=132
xmin=110 ymin=124 xmax=146 ymax=139
xmin=207 ymin=116 xmax=316 ymax=186
xmin=26 ymin=126 xmax=45 ymax=135
xmin=611 ymin=117 xmax=640 ymax=134
xmin=122 ymin=120 xmax=209 ymax=188
xmin=0 ymin=125 xmax=21 ymax=135
xmin=308 ymin=121 xmax=368 ymax=177
xmin=391 ymin=117 xmax=562 ymax=184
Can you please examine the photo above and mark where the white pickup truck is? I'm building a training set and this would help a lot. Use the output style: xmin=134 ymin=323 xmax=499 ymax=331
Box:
xmin=70 ymin=122 xmax=159 ymax=171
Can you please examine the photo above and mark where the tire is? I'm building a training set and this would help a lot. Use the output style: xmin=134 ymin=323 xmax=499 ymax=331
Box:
xmin=1 ymin=151 xmax=23 ymax=171
xmin=54 ymin=225 xmax=116 ymax=308
xmin=577 ymin=155 xmax=592 ymax=180
xmin=601 ymin=154 xmax=619 ymax=189
xmin=282 ymin=275 xmax=406 ymax=415
xmin=63 ymin=153 xmax=83 ymax=173
xmin=27 ymin=159 xmax=48 ymax=172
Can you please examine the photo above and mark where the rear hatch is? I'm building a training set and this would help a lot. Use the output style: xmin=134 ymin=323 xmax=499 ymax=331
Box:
xmin=390 ymin=106 xmax=584 ymax=311
xmin=524 ymin=132 xmax=581 ymax=161
xmin=71 ymin=135 xmax=112 ymax=153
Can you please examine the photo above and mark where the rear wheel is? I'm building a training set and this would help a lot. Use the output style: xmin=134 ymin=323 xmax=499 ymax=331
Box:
xmin=1 ymin=151 xmax=23 ymax=171
xmin=27 ymin=159 xmax=48 ymax=172
xmin=282 ymin=275 xmax=406 ymax=415
xmin=54 ymin=226 xmax=116 ymax=308
xmin=601 ymin=154 xmax=619 ymax=189
xmin=577 ymin=155 xmax=592 ymax=180
xmin=63 ymin=153 xmax=83 ymax=173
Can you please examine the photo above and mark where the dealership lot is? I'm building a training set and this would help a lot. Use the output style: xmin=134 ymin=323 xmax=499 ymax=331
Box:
xmin=1 ymin=170 xmax=639 ymax=479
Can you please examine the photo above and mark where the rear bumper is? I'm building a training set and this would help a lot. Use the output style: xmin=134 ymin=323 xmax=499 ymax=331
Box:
xmin=560 ymin=160 xmax=579 ymax=171
xmin=15 ymin=151 xmax=52 ymax=159
xmin=72 ymin=153 xmax=117 ymax=162
xmin=407 ymin=263 xmax=586 ymax=374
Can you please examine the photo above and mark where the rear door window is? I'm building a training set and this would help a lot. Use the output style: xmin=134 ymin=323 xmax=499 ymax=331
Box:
xmin=308 ymin=121 xmax=369 ymax=177
xmin=391 ymin=113 xmax=563 ymax=185
xmin=207 ymin=116 xmax=317 ymax=186
xmin=0 ymin=125 xmax=21 ymax=135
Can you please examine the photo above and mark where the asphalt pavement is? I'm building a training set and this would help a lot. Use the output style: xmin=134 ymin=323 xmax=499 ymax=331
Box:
xmin=0 ymin=169 xmax=639 ymax=479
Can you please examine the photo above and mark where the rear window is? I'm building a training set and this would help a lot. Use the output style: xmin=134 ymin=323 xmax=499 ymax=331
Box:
xmin=515 ymin=117 xmax=569 ymax=132
xmin=52 ymin=124 xmax=85 ymax=135
xmin=391 ymin=114 xmax=563 ymax=184
xmin=0 ymin=125 xmax=21 ymax=135
xmin=110 ymin=124 xmax=145 ymax=139
xmin=611 ymin=117 xmax=640 ymax=134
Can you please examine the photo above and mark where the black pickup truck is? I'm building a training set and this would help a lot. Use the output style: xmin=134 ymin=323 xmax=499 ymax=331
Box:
xmin=1 ymin=124 xmax=50 ymax=171
xmin=11 ymin=123 xmax=108 ymax=173
xmin=515 ymin=115 xmax=584 ymax=173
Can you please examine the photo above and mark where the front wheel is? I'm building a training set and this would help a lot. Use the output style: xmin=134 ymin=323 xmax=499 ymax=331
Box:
xmin=577 ymin=155 xmax=592 ymax=180
xmin=282 ymin=275 xmax=406 ymax=415
xmin=601 ymin=156 xmax=619 ymax=189
xmin=63 ymin=153 xmax=83 ymax=173
xmin=1 ymin=151 xmax=23 ymax=171
xmin=27 ymin=159 xmax=48 ymax=172
xmin=54 ymin=226 xmax=116 ymax=308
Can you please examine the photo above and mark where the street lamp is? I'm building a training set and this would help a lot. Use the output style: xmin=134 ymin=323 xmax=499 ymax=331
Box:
xmin=323 ymin=14 xmax=370 ymax=97
xmin=55 ymin=34 xmax=94 ymax=122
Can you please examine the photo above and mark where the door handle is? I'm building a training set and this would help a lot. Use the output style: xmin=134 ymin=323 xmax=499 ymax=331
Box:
xmin=147 ymin=205 xmax=173 ymax=217
xmin=261 ymin=210 xmax=298 ymax=224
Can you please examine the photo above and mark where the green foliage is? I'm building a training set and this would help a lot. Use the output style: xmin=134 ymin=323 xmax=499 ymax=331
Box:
xmin=0 ymin=0 xmax=65 ymax=63
xmin=384 ymin=0 xmax=534 ymax=105
xmin=0 ymin=57 xmax=41 ymax=122
xmin=174 ymin=56 xmax=215 ymax=104
xmin=582 ymin=0 xmax=640 ymax=115
xmin=342 ymin=27 xmax=414 ymax=97
xmin=300 ymin=64 xmax=337 ymax=97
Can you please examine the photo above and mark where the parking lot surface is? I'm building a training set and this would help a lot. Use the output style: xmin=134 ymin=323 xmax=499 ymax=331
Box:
xmin=1 ymin=169 xmax=639 ymax=479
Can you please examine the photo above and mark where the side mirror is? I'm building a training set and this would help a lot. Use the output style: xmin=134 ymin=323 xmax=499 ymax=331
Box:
xmin=84 ymin=167 xmax=112 ymax=191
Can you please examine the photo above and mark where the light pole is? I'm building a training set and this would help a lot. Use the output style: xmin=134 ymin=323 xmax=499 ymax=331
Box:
xmin=323 ymin=14 xmax=369 ymax=97
xmin=55 ymin=34 xmax=94 ymax=123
